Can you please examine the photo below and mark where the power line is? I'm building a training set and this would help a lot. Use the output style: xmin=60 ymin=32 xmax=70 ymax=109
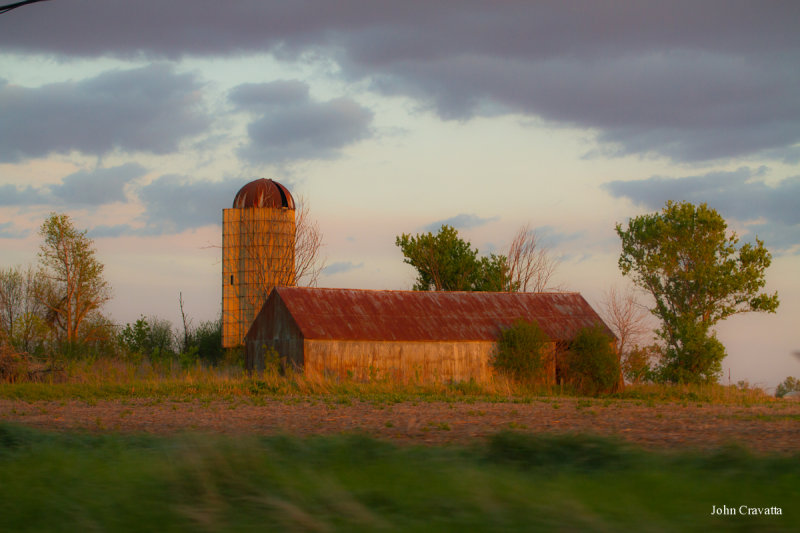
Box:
xmin=0 ymin=0 xmax=51 ymax=15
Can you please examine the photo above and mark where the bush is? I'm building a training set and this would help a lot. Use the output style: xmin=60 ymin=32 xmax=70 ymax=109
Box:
xmin=118 ymin=316 xmax=176 ymax=362
xmin=185 ymin=318 xmax=223 ymax=366
xmin=621 ymin=344 xmax=661 ymax=384
xmin=491 ymin=318 xmax=550 ymax=382
xmin=775 ymin=376 xmax=800 ymax=398
xmin=562 ymin=324 xmax=621 ymax=396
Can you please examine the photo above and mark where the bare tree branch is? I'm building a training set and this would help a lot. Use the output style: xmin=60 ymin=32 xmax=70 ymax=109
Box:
xmin=0 ymin=0 xmax=51 ymax=15
xmin=505 ymin=223 xmax=559 ymax=292
xmin=293 ymin=196 xmax=327 ymax=287
xmin=601 ymin=284 xmax=653 ymax=356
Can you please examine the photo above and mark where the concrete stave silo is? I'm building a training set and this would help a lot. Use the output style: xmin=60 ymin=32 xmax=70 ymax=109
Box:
xmin=222 ymin=178 xmax=296 ymax=348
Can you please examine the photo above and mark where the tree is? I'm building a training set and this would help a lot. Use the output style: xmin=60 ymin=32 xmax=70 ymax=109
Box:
xmin=616 ymin=201 xmax=779 ymax=383
xmin=775 ymin=376 xmax=800 ymax=398
xmin=293 ymin=198 xmax=327 ymax=287
xmin=119 ymin=315 xmax=176 ymax=360
xmin=506 ymin=224 xmax=559 ymax=292
xmin=0 ymin=265 xmax=52 ymax=354
xmin=600 ymin=285 xmax=658 ymax=383
xmin=37 ymin=213 xmax=112 ymax=345
xmin=396 ymin=225 xmax=512 ymax=291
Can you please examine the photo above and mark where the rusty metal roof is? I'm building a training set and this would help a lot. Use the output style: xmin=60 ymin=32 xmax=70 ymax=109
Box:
xmin=269 ymin=287 xmax=614 ymax=342
xmin=232 ymin=178 xmax=295 ymax=209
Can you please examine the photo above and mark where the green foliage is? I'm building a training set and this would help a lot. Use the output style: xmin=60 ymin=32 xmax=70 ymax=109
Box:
xmin=0 ymin=265 xmax=52 ymax=355
xmin=562 ymin=324 xmax=620 ymax=396
xmin=118 ymin=316 xmax=176 ymax=362
xmin=492 ymin=318 xmax=550 ymax=382
xmin=616 ymin=201 xmax=779 ymax=384
xmin=2 ymin=424 xmax=799 ymax=532
xmin=621 ymin=344 xmax=659 ymax=384
xmin=117 ymin=315 xmax=221 ymax=367
xmin=38 ymin=213 xmax=112 ymax=345
xmin=184 ymin=318 xmax=223 ymax=366
xmin=395 ymin=225 xmax=514 ymax=291
xmin=775 ymin=376 xmax=800 ymax=398
xmin=118 ymin=317 xmax=150 ymax=355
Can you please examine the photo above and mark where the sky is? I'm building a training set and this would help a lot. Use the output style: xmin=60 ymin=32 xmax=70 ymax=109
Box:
xmin=1 ymin=1 xmax=798 ymax=390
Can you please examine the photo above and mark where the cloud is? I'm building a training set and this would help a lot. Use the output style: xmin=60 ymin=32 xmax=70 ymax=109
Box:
xmin=323 ymin=261 xmax=364 ymax=275
xmin=135 ymin=175 xmax=259 ymax=234
xmin=4 ymin=3 xmax=797 ymax=162
xmin=0 ymin=65 xmax=210 ymax=161
xmin=0 ymin=222 xmax=28 ymax=239
xmin=423 ymin=213 xmax=498 ymax=233
xmin=51 ymin=163 xmax=147 ymax=206
xmin=231 ymin=80 xmax=374 ymax=164
xmin=0 ymin=184 xmax=49 ymax=206
xmin=0 ymin=163 xmax=147 ymax=208
xmin=603 ymin=167 xmax=800 ymax=252
xmin=88 ymin=224 xmax=136 ymax=239
xmin=229 ymin=80 xmax=310 ymax=110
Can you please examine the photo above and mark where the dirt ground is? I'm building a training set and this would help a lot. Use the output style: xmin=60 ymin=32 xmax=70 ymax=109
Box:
xmin=2 ymin=397 xmax=799 ymax=453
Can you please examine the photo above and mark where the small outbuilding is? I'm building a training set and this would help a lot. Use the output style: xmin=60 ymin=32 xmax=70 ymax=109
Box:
xmin=245 ymin=287 xmax=615 ymax=383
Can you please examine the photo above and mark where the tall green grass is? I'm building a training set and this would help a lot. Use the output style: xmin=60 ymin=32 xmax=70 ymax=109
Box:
xmin=1 ymin=423 xmax=797 ymax=532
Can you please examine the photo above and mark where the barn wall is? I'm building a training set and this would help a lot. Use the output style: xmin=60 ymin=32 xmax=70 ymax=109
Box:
xmin=245 ymin=295 xmax=304 ymax=372
xmin=303 ymin=339 xmax=493 ymax=382
xmin=302 ymin=339 xmax=554 ymax=384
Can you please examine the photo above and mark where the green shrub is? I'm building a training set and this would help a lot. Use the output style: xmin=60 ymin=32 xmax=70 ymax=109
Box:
xmin=186 ymin=319 xmax=223 ymax=365
xmin=563 ymin=324 xmax=621 ymax=396
xmin=775 ymin=376 xmax=800 ymax=398
xmin=491 ymin=318 xmax=550 ymax=382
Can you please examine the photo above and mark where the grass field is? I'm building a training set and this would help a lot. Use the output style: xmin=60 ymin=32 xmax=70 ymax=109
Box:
xmin=2 ymin=359 xmax=797 ymax=531
xmin=1 ymin=423 xmax=798 ymax=532
xmin=0 ymin=356 xmax=779 ymax=406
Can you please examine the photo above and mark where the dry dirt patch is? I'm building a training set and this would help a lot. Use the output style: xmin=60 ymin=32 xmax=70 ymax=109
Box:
xmin=2 ymin=397 xmax=798 ymax=453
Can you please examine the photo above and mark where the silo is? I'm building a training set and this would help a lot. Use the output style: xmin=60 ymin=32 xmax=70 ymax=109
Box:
xmin=222 ymin=179 xmax=296 ymax=348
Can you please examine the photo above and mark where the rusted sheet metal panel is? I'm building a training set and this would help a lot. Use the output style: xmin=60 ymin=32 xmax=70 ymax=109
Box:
xmin=273 ymin=287 xmax=614 ymax=343
xmin=303 ymin=339 xmax=497 ymax=383
xmin=232 ymin=178 xmax=295 ymax=209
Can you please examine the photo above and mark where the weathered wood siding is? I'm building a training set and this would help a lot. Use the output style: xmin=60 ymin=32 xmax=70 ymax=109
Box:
xmin=303 ymin=339 xmax=552 ymax=383
xmin=245 ymin=294 xmax=304 ymax=372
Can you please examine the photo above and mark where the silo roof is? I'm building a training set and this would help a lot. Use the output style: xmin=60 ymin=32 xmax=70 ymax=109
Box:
xmin=233 ymin=178 xmax=295 ymax=209
xmin=267 ymin=287 xmax=614 ymax=342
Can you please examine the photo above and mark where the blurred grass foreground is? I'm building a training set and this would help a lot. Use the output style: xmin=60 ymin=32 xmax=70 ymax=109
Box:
xmin=1 ymin=423 xmax=798 ymax=532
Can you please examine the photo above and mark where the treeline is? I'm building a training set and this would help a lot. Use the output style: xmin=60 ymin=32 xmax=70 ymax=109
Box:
xmin=0 ymin=213 xmax=225 ymax=372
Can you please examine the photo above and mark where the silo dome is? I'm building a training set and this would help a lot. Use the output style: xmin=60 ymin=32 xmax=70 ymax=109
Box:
xmin=232 ymin=178 xmax=295 ymax=209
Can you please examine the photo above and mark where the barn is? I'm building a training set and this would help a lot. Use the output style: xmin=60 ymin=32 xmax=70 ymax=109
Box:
xmin=244 ymin=287 xmax=615 ymax=383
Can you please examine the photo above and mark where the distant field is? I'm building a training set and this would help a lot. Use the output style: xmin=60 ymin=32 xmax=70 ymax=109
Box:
xmin=1 ymin=367 xmax=799 ymax=452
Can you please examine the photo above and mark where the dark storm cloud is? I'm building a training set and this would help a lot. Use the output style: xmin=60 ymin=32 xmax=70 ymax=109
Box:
xmin=231 ymin=80 xmax=373 ymax=164
xmin=0 ymin=65 xmax=210 ymax=161
xmin=2 ymin=2 xmax=798 ymax=162
xmin=604 ymin=167 xmax=800 ymax=252
xmin=51 ymin=163 xmax=146 ymax=205
xmin=423 ymin=213 xmax=498 ymax=233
